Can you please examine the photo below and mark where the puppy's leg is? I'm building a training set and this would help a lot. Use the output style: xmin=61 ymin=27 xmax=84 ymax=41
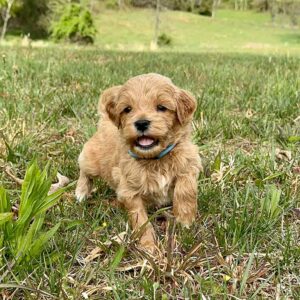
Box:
xmin=75 ymin=169 xmax=93 ymax=202
xmin=173 ymin=173 xmax=198 ymax=227
xmin=123 ymin=196 xmax=156 ymax=252
xmin=75 ymin=146 xmax=97 ymax=202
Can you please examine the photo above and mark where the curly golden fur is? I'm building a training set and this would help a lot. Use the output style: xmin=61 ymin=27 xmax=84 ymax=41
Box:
xmin=75 ymin=73 xmax=202 ymax=251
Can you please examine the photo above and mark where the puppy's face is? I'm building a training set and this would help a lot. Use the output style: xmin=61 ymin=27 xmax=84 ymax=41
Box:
xmin=105 ymin=74 xmax=196 ymax=159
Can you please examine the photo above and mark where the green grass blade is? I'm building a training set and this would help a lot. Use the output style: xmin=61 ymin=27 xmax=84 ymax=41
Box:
xmin=110 ymin=245 xmax=125 ymax=273
xmin=0 ymin=212 xmax=13 ymax=225
xmin=19 ymin=162 xmax=39 ymax=215
xmin=239 ymin=249 xmax=256 ymax=296
xmin=0 ymin=186 xmax=11 ymax=213
xmin=36 ymin=184 xmax=73 ymax=215
xmin=250 ymin=272 xmax=276 ymax=299
xmin=212 ymin=151 xmax=222 ymax=172
xmin=28 ymin=222 xmax=61 ymax=258
xmin=15 ymin=213 xmax=46 ymax=259
xmin=0 ymin=283 xmax=57 ymax=298
xmin=270 ymin=186 xmax=281 ymax=218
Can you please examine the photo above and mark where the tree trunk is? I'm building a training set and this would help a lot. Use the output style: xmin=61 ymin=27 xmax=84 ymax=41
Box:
xmin=270 ymin=0 xmax=276 ymax=24
xmin=118 ymin=0 xmax=123 ymax=10
xmin=152 ymin=0 xmax=160 ymax=48
xmin=212 ymin=0 xmax=220 ymax=18
xmin=0 ymin=0 xmax=14 ymax=42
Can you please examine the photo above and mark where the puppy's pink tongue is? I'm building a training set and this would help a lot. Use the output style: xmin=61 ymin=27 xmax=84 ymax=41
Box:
xmin=138 ymin=137 xmax=154 ymax=146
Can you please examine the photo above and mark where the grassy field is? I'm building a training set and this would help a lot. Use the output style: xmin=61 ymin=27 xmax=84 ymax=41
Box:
xmin=0 ymin=48 xmax=300 ymax=299
xmin=4 ymin=8 xmax=300 ymax=54
xmin=95 ymin=9 xmax=300 ymax=53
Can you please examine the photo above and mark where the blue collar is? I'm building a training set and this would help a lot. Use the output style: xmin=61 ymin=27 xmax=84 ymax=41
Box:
xmin=128 ymin=144 xmax=176 ymax=160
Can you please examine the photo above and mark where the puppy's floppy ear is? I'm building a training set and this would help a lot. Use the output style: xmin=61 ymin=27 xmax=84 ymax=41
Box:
xmin=176 ymin=89 xmax=197 ymax=125
xmin=98 ymin=85 xmax=122 ymax=127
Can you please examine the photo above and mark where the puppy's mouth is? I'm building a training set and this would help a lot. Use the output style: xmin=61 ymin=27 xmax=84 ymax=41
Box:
xmin=135 ymin=136 xmax=158 ymax=150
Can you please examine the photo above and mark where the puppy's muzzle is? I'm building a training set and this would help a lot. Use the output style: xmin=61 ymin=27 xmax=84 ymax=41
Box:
xmin=134 ymin=119 xmax=151 ymax=132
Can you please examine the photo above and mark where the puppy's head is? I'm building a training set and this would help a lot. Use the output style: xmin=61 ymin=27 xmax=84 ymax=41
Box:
xmin=103 ymin=73 xmax=196 ymax=159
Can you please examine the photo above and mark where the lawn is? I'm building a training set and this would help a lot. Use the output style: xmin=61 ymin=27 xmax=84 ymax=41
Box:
xmin=4 ymin=8 xmax=300 ymax=54
xmin=0 ymin=48 xmax=299 ymax=299
xmin=95 ymin=9 xmax=300 ymax=54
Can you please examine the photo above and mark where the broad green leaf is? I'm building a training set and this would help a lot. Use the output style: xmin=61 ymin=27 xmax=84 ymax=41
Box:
xmin=15 ymin=205 xmax=33 ymax=235
xmin=269 ymin=186 xmax=281 ymax=218
xmin=36 ymin=182 xmax=75 ymax=215
xmin=28 ymin=222 xmax=61 ymax=258
xmin=212 ymin=151 xmax=221 ymax=172
xmin=0 ymin=186 xmax=11 ymax=213
xmin=0 ymin=212 xmax=13 ymax=225
xmin=8 ymin=161 xmax=67 ymax=263
xmin=19 ymin=162 xmax=39 ymax=217
xmin=17 ymin=161 xmax=51 ymax=230
xmin=36 ymin=188 xmax=66 ymax=214
xmin=287 ymin=136 xmax=300 ymax=143
xmin=15 ymin=213 xmax=46 ymax=259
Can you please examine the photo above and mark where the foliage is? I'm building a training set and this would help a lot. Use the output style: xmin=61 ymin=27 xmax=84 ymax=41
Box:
xmin=11 ymin=0 xmax=49 ymax=38
xmin=157 ymin=32 xmax=172 ymax=46
xmin=172 ymin=0 xmax=194 ymax=11
xmin=105 ymin=0 xmax=120 ymax=9
xmin=194 ymin=0 xmax=214 ymax=16
xmin=0 ymin=162 xmax=66 ymax=269
xmin=51 ymin=3 xmax=96 ymax=44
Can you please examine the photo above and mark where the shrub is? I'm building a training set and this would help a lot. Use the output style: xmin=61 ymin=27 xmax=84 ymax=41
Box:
xmin=172 ymin=0 xmax=194 ymax=11
xmin=195 ymin=0 xmax=213 ymax=16
xmin=51 ymin=3 xmax=96 ymax=44
xmin=157 ymin=33 xmax=172 ymax=46
xmin=105 ymin=0 xmax=119 ymax=9
xmin=0 ymin=162 xmax=67 ymax=269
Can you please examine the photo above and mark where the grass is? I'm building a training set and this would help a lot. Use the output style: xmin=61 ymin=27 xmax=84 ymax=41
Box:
xmin=0 ymin=48 xmax=299 ymax=299
xmin=93 ymin=8 xmax=300 ymax=53
xmin=3 ymin=8 xmax=300 ymax=54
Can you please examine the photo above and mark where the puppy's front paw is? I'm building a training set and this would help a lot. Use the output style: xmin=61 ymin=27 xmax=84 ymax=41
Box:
xmin=75 ymin=185 xmax=90 ymax=202
xmin=175 ymin=215 xmax=194 ymax=228
xmin=139 ymin=238 xmax=157 ymax=254
xmin=139 ymin=230 xmax=157 ymax=254
xmin=174 ymin=209 xmax=196 ymax=228
xmin=75 ymin=173 xmax=93 ymax=202
xmin=75 ymin=190 xmax=87 ymax=202
xmin=173 ymin=200 xmax=197 ymax=228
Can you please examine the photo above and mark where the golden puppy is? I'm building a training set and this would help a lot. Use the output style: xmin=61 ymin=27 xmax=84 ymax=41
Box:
xmin=75 ymin=73 xmax=202 ymax=251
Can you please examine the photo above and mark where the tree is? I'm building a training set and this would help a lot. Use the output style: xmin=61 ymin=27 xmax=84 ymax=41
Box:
xmin=212 ymin=0 xmax=220 ymax=17
xmin=0 ymin=0 xmax=15 ymax=42
xmin=152 ymin=0 xmax=160 ymax=48
xmin=51 ymin=3 xmax=96 ymax=44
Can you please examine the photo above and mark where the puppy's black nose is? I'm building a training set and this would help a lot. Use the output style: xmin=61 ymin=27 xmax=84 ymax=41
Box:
xmin=134 ymin=119 xmax=150 ymax=132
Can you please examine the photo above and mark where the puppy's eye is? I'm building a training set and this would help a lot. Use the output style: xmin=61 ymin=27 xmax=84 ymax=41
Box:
xmin=157 ymin=105 xmax=167 ymax=112
xmin=123 ymin=106 xmax=132 ymax=114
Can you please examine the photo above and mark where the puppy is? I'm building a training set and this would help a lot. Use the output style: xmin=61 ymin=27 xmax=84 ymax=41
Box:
xmin=75 ymin=73 xmax=202 ymax=251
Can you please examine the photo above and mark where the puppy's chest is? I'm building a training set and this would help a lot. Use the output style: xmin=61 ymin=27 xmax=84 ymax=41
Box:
xmin=137 ymin=171 xmax=175 ymax=206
